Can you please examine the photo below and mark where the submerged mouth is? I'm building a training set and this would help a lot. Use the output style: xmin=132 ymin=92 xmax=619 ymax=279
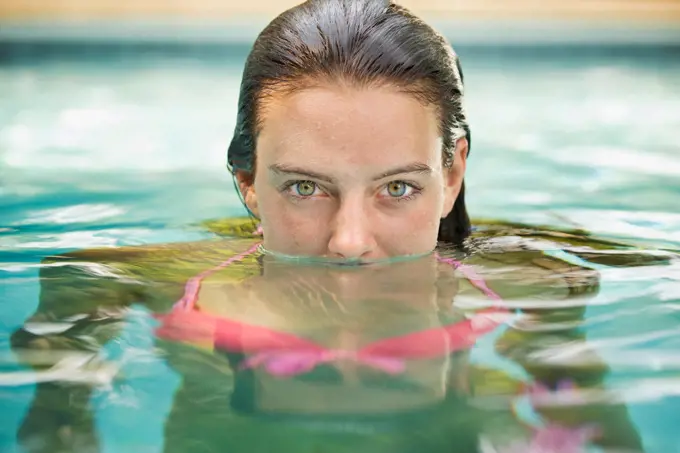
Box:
xmin=258 ymin=245 xmax=433 ymax=268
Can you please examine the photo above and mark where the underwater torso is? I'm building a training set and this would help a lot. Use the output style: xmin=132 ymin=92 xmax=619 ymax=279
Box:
xmin=11 ymin=218 xmax=668 ymax=453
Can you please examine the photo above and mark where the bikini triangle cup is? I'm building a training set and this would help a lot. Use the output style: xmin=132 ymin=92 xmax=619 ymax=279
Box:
xmin=154 ymin=242 xmax=513 ymax=378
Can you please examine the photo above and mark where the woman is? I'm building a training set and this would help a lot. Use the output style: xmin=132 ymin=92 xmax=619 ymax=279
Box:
xmin=228 ymin=0 xmax=471 ymax=258
xmin=10 ymin=1 xmax=655 ymax=452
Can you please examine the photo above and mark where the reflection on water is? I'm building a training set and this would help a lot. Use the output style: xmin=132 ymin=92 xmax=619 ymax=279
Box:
xmin=3 ymin=221 xmax=679 ymax=453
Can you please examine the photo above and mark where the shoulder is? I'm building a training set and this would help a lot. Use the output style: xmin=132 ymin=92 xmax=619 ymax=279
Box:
xmin=449 ymin=220 xmax=673 ymax=301
xmin=25 ymin=218 xmax=263 ymax=322
xmin=34 ymin=218 xmax=263 ymax=317
xmin=445 ymin=223 xmax=599 ymax=300
xmin=41 ymin=217 xmax=263 ymax=282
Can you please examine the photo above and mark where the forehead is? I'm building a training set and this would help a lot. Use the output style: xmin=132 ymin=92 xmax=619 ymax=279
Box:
xmin=256 ymin=83 xmax=442 ymax=169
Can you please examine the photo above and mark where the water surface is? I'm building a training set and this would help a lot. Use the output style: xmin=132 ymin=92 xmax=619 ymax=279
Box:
xmin=1 ymin=43 xmax=680 ymax=453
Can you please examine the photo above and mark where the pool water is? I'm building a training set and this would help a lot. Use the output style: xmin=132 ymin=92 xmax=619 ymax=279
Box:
xmin=1 ymin=43 xmax=680 ymax=453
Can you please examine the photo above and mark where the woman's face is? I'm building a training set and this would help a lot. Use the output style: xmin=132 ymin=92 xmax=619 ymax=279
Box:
xmin=238 ymin=82 xmax=467 ymax=260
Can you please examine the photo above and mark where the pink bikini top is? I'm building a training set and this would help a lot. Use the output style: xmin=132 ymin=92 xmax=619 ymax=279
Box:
xmin=154 ymin=242 xmax=513 ymax=378
xmin=153 ymin=243 xmax=601 ymax=451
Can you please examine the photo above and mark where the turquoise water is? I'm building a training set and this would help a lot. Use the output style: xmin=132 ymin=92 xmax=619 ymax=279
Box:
xmin=1 ymin=43 xmax=680 ymax=452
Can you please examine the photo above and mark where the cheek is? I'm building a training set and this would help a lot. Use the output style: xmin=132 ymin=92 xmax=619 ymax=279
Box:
xmin=258 ymin=194 xmax=333 ymax=255
xmin=376 ymin=197 xmax=442 ymax=254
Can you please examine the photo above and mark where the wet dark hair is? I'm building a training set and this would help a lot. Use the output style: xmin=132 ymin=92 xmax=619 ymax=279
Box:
xmin=227 ymin=0 xmax=472 ymax=244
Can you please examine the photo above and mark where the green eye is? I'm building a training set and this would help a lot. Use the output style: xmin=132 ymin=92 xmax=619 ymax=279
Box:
xmin=295 ymin=181 xmax=317 ymax=196
xmin=387 ymin=181 xmax=407 ymax=197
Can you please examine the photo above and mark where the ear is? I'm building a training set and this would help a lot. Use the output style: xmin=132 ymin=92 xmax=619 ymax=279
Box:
xmin=235 ymin=170 xmax=260 ymax=217
xmin=441 ymin=137 xmax=468 ymax=218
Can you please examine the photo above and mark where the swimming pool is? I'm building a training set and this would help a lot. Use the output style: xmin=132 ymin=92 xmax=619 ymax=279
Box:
xmin=1 ymin=41 xmax=680 ymax=452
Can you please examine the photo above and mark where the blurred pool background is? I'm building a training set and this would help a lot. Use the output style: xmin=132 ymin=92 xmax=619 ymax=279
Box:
xmin=1 ymin=1 xmax=680 ymax=452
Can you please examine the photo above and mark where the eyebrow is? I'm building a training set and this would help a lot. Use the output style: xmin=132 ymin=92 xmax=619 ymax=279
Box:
xmin=269 ymin=164 xmax=335 ymax=183
xmin=268 ymin=162 xmax=433 ymax=183
xmin=374 ymin=162 xmax=433 ymax=180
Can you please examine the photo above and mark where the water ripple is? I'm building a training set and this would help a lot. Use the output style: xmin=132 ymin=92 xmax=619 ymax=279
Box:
xmin=13 ymin=203 xmax=127 ymax=226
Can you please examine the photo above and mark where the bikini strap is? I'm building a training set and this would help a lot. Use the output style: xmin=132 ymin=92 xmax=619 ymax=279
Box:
xmin=435 ymin=253 xmax=503 ymax=301
xmin=175 ymin=242 xmax=262 ymax=311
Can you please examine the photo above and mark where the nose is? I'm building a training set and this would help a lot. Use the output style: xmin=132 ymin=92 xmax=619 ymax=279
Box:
xmin=327 ymin=195 xmax=377 ymax=260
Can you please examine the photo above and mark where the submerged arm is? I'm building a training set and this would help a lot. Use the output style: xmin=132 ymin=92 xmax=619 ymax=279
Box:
xmin=10 ymin=237 xmax=261 ymax=452
xmin=484 ymin=251 xmax=645 ymax=451
xmin=9 ymin=254 xmax=148 ymax=453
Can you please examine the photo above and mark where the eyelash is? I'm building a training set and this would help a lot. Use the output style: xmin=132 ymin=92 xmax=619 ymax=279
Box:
xmin=280 ymin=180 xmax=423 ymax=202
